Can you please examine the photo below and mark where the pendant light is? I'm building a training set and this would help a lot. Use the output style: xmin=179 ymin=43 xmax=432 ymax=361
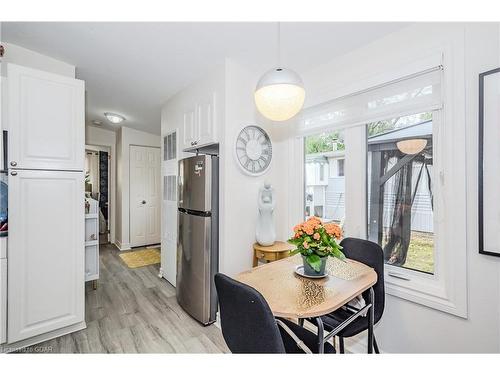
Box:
xmin=396 ymin=139 xmax=428 ymax=155
xmin=254 ymin=23 xmax=305 ymax=122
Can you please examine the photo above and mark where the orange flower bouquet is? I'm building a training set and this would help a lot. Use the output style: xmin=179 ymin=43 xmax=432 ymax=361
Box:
xmin=288 ymin=217 xmax=345 ymax=276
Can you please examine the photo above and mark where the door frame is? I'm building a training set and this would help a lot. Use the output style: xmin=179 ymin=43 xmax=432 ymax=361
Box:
xmin=129 ymin=144 xmax=161 ymax=248
xmin=86 ymin=143 xmax=115 ymax=245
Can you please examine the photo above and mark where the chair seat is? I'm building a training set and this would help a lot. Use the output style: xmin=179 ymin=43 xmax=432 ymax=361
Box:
xmin=277 ymin=318 xmax=336 ymax=354
xmin=313 ymin=308 xmax=367 ymax=338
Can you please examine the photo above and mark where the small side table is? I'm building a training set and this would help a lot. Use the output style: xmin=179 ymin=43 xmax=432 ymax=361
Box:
xmin=253 ymin=241 xmax=295 ymax=267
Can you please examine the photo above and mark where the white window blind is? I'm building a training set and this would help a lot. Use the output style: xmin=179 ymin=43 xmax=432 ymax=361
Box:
xmin=299 ymin=67 xmax=443 ymax=136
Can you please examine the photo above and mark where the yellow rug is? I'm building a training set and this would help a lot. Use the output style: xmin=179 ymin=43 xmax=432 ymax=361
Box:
xmin=119 ymin=248 xmax=161 ymax=269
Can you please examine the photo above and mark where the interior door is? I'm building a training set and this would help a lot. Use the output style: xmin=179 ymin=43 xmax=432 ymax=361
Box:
xmin=8 ymin=63 xmax=84 ymax=171
xmin=130 ymin=145 xmax=161 ymax=247
xmin=8 ymin=169 xmax=84 ymax=343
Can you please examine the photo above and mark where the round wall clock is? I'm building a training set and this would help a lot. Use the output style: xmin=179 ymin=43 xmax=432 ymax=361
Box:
xmin=235 ymin=125 xmax=273 ymax=176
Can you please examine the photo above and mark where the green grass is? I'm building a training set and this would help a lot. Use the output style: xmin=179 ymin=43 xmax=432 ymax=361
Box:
xmin=403 ymin=231 xmax=434 ymax=274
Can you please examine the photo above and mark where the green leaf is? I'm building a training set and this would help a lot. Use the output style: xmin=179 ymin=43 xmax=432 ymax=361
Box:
xmin=315 ymin=250 xmax=326 ymax=257
xmin=306 ymin=254 xmax=322 ymax=272
xmin=290 ymin=249 xmax=301 ymax=256
xmin=331 ymin=246 xmax=346 ymax=260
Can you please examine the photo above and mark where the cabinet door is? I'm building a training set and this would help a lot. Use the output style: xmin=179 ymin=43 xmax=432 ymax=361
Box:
xmin=0 ymin=258 xmax=6 ymax=344
xmin=197 ymin=92 xmax=217 ymax=147
xmin=182 ymin=109 xmax=197 ymax=149
xmin=8 ymin=169 xmax=84 ymax=343
xmin=8 ymin=63 xmax=85 ymax=171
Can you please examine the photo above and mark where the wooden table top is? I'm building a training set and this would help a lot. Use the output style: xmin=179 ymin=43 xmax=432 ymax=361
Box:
xmin=236 ymin=254 xmax=377 ymax=319
xmin=253 ymin=241 xmax=295 ymax=253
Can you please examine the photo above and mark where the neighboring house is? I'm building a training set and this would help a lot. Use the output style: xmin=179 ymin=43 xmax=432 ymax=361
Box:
xmin=306 ymin=150 xmax=345 ymax=223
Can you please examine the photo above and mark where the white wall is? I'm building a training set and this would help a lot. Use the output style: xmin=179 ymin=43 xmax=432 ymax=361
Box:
xmin=297 ymin=23 xmax=500 ymax=353
xmin=85 ymin=125 xmax=117 ymax=244
xmin=0 ymin=42 xmax=75 ymax=78
xmin=220 ymin=59 xmax=293 ymax=276
xmin=115 ymin=125 xmax=161 ymax=250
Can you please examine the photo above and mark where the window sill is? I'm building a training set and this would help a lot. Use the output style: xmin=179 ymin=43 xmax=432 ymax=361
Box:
xmin=384 ymin=265 xmax=467 ymax=318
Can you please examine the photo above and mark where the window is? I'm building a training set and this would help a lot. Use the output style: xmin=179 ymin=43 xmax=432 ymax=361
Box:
xmin=295 ymin=60 xmax=467 ymax=317
xmin=367 ymin=112 xmax=434 ymax=274
xmin=304 ymin=130 xmax=345 ymax=225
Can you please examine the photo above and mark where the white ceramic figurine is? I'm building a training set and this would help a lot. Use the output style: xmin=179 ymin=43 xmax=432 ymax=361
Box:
xmin=256 ymin=182 xmax=276 ymax=246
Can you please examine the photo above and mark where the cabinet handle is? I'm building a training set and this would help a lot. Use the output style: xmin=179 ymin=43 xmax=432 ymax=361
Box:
xmin=10 ymin=161 xmax=17 ymax=167
xmin=10 ymin=171 xmax=17 ymax=176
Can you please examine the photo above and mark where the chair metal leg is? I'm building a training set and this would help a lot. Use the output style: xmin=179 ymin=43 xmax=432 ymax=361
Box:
xmin=339 ymin=336 xmax=345 ymax=354
xmin=367 ymin=287 xmax=375 ymax=354
xmin=315 ymin=317 xmax=325 ymax=354
xmin=373 ymin=335 xmax=380 ymax=354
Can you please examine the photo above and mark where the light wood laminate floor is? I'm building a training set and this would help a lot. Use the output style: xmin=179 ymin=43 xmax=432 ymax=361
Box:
xmin=27 ymin=243 xmax=229 ymax=353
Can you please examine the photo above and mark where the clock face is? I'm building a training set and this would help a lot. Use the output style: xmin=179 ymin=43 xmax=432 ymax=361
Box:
xmin=235 ymin=125 xmax=272 ymax=176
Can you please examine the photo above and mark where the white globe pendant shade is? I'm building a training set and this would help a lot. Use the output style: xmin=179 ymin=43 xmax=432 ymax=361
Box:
xmin=254 ymin=67 xmax=305 ymax=122
xmin=396 ymin=139 xmax=428 ymax=155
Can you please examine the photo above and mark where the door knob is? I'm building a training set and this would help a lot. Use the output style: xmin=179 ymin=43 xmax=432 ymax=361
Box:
xmin=10 ymin=161 xmax=17 ymax=167
xmin=141 ymin=200 xmax=146 ymax=204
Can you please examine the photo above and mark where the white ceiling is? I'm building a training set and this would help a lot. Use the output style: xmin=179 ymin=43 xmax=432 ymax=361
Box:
xmin=2 ymin=22 xmax=409 ymax=135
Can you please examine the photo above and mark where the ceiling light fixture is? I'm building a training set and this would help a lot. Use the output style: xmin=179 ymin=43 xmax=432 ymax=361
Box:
xmin=396 ymin=139 xmax=428 ymax=155
xmin=104 ymin=112 xmax=126 ymax=124
xmin=254 ymin=23 xmax=305 ymax=122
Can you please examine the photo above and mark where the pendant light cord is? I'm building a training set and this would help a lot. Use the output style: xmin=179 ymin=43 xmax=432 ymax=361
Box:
xmin=277 ymin=22 xmax=281 ymax=68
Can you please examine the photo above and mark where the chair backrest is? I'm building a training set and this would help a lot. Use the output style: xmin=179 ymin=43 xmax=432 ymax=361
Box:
xmin=339 ymin=238 xmax=385 ymax=324
xmin=214 ymin=273 xmax=286 ymax=353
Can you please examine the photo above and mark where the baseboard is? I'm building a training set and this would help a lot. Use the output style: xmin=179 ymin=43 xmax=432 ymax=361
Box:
xmin=214 ymin=311 xmax=221 ymax=329
xmin=114 ymin=240 xmax=131 ymax=251
xmin=0 ymin=321 xmax=87 ymax=353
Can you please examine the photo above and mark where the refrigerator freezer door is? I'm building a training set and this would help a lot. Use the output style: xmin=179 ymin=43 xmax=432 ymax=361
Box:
xmin=178 ymin=155 xmax=211 ymax=212
xmin=176 ymin=210 xmax=212 ymax=324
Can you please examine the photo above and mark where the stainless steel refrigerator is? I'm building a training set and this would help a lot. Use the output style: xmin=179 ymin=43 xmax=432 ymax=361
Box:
xmin=177 ymin=154 xmax=219 ymax=325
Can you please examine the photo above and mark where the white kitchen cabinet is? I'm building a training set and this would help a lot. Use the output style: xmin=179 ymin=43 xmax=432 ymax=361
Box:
xmin=0 ymin=258 xmax=6 ymax=344
xmin=182 ymin=92 xmax=217 ymax=150
xmin=7 ymin=169 xmax=84 ymax=343
xmin=7 ymin=63 xmax=85 ymax=171
xmin=182 ymin=109 xmax=196 ymax=150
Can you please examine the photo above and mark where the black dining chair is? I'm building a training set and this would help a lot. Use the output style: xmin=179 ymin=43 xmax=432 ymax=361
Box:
xmin=214 ymin=273 xmax=336 ymax=354
xmin=307 ymin=237 xmax=385 ymax=353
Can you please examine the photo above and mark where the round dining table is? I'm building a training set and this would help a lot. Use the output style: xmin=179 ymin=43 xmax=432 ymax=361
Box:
xmin=236 ymin=254 xmax=378 ymax=353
